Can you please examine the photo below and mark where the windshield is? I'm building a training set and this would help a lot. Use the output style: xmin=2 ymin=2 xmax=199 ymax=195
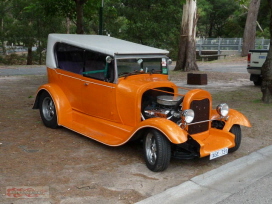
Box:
xmin=117 ymin=57 xmax=168 ymax=77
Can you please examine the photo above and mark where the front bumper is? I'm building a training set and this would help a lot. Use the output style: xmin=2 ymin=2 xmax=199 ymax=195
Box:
xmin=192 ymin=128 xmax=234 ymax=158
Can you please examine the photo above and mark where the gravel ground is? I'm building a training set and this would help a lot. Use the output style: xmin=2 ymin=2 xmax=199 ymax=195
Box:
xmin=1 ymin=57 xmax=272 ymax=204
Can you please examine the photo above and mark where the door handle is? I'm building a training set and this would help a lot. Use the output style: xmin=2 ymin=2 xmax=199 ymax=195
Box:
xmin=84 ymin=83 xmax=89 ymax=86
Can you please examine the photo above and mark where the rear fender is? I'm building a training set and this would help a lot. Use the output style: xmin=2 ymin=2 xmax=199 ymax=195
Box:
xmin=134 ymin=118 xmax=188 ymax=144
xmin=33 ymin=84 xmax=72 ymax=125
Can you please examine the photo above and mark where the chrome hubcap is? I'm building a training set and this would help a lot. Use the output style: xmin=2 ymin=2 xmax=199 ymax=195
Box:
xmin=145 ymin=133 xmax=157 ymax=165
xmin=42 ymin=97 xmax=55 ymax=121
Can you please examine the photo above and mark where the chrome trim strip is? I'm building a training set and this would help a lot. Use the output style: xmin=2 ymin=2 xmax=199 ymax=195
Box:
xmin=187 ymin=119 xmax=214 ymax=125
xmin=52 ymin=68 xmax=115 ymax=89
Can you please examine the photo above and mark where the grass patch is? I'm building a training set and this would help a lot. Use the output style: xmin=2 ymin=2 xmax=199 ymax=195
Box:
xmin=211 ymin=88 xmax=271 ymax=123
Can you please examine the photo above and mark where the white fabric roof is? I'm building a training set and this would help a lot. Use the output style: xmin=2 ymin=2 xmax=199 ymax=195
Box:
xmin=46 ymin=34 xmax=169 ymax=68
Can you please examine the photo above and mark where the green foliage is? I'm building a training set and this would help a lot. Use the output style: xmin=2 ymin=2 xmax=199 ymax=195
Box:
xmin=221 ymin=9 xmax=247 ymax=37
xmin=103 ymin=0 xmax=182 ymax=59
xmin=0 ymin=0 xmax=270 ymax=64
xmin=41 ymin=0 xmax=75 ymax=18
xmin=236 ymin=0 xmax=250 ymax=5
xmin=256 ymin=0 xmax=271 ymax=38
xmin=198 ymin=0 xmax=241 ymax=37
xmin=0 ymin=53 xmax=27 ymax=65
xmin=0 ymin=51 xmax=45 ymax=65
xmin=1 ymin=0 xmax=68 ymax=64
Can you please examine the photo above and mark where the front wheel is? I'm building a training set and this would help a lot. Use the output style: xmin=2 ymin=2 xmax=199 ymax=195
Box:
xmin=39 ymin=92 xmax=58 ymax=129
xmin=144 ymin=129 xmax=171 ymax=172
xmin=229 ymin=125 xmax=241 ymax=153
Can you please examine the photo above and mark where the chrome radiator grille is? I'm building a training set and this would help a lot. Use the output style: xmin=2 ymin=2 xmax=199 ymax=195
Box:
xmin=188 ymin=98 xmax=210 ymax=135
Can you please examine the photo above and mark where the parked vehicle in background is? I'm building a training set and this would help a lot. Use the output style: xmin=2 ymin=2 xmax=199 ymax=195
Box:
xmin=33 ymin=34 xmax=251 ymax=172
xmin=247 ymin=49 xmax=268 ymax=86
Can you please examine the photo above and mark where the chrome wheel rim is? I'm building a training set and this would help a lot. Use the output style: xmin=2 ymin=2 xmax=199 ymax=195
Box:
xmin=42 ymin=97 xmax=55 ymax=121
xmin=145 ymin=133 xmax=157 ymax=165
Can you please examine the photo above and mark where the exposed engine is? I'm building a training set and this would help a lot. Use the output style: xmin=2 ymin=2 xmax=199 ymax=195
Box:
xmin=142 ymin=95 xmax=183 ymax=123
xmin=141 ymin=90 xmax=202 ymax=160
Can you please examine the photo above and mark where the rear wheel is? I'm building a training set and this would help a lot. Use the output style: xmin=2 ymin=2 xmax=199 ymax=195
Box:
xmin=229 ymin=125 xmax=241 ymax=153
xmin=253 ymin=78 xmax=262 ymax=86
xmin=39 ymin=92 xmax=58 ymax=129
xmin=144 ymin=129 xmax=171 ymax=172
xmin=251 ymin=74 xmax=262 ymax=86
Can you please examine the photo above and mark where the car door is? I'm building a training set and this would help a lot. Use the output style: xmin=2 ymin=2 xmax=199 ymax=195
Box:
xmin=81 ymin=79 xmax=117 ymax=121
xmin=81 ymin=51 xmax=119 ymax=121
xmin=55 ymin=43 xmax=85 ymax=112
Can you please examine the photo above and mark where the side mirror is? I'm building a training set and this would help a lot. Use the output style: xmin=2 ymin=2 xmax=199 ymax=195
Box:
xmin=137 ymin=59 xmax=143 ymax=65
xmin=106 ymin=56 xmax=113 ymax=63
xmin=167 ymin=59 xmax=172 ymax=65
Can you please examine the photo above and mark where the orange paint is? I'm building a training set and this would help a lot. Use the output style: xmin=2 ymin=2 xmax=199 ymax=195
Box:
xmin=33 ymin=34 xmax=251 ymax=163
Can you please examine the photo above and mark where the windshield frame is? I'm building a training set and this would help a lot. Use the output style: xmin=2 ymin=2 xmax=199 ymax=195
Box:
xmin=114 ymin=54 xmax=169 ymax=80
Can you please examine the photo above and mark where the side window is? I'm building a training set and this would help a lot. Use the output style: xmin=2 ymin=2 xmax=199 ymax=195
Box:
xmin=55 ymin=43 xmax=84 ymax=75
xmin=83 ymin=50 xmax=114 ymax=82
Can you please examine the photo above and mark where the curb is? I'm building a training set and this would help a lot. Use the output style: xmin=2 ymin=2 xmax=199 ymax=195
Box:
xmin=136 ymin=145 xmax=272 ymax=204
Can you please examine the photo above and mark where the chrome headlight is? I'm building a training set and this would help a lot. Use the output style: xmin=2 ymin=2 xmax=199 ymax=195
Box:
xmin=182 ymin=109 xmax=195 ymax=123
xmin=216 ymin=103 xmax=229 ymax=117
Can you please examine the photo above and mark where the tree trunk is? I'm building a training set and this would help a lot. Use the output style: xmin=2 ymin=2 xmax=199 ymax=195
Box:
xmin=26 ymin=46 xmax=33 ymax=65
xmin=66 ymin=17 xmax=71 ymax=34
xmin=174 ymin=0 xmax=198 ymax=72
xmin=0 ymin=18 xmax=7 ymax=55
xmin=74 ymin=0 xmax=88 ymax=34
xmin=38 ymin=41 xmax=42 ymax=65
xmin=208 ymin=21 xmax=214 ymax=37
xmin=241 ymin=0 xmax=261 ymax=57
xmin=261 ymin=0 xmax=272 ymax=103
xmin=0 ymin=39 xmax=6 ymax=56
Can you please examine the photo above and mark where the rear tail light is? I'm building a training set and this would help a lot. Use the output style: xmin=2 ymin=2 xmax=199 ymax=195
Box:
xmin=247 ymin=53 xmax=251 ymax=67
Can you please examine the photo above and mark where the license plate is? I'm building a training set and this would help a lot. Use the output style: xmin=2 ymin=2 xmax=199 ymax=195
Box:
xmin=210 ymin=148 xmax=228 ymax=160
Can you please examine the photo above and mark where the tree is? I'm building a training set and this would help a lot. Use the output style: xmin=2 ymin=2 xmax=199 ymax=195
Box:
xmin=241 ymin=0 xmax=261 ymax=57
xmin=256 ymin=0 xmax=271 ymax=38
xmin=0 ymin=1 xmax=8 ymax=55
xmin=74 ymin=0 xmax=88 ymax=34
xmin=41 ymin=0 xmax=75 ymax=33
xmin=174 ymin=0 xmax=198 ymax=71
xmin=260 ymin=0 xmax=272 ymax=103
xmin=42 ymin=0 xmax=99 ymax=34
xmin=197 ymin=0 xmax=239 ymax=37
xmin=9 ymin=0 xmax=38 ymax=65
xmin=0 ymin=0 xmax=15 ymax=56
xmin=115 ymin=0 xmax=182 ymax=53
xmin=6 ymin=0 xmax=67 ymax=65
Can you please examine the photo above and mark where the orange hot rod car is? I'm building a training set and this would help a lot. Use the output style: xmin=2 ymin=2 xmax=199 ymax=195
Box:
xmin=33 ymin=34 xmax=251 ymax=172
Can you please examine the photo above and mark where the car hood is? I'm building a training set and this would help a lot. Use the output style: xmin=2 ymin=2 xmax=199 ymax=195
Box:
xmin=117 ymin=74 xmax=174 ymax=90
xmin=116 ymin=74 xmax=177 ymax=126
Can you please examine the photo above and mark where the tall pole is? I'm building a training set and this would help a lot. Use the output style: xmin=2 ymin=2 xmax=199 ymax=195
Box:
xmin=99 ymin=0 xmax=104 ymax=35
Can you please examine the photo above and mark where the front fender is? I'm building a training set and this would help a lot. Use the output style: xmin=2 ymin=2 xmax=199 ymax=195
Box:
xmin=211 ymin=109 xmax=251 ymax=131
xmin=134 ymin=118 xmax=188 ymax=144
xmin=33 ymin=83 xmax=72 ymax=125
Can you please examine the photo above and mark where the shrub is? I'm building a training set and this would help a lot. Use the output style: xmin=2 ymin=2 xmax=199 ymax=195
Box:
xmin=0 ymin=51 xmax=45 ymax=65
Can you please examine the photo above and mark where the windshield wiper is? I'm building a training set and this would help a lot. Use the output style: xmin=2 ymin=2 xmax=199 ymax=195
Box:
xmin=119 ymin=69 xmax=162 ymax=78
xmin=118 ymin=70 xmax=143 ymax=78
xmin=149 ymin=69 xmax=162 ymax=75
